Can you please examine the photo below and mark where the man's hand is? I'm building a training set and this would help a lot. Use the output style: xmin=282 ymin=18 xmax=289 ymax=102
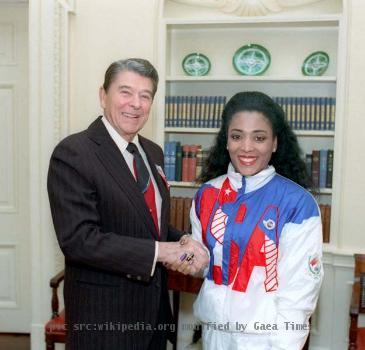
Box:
xmin=157 ymin=236 xmax=209 ymax=275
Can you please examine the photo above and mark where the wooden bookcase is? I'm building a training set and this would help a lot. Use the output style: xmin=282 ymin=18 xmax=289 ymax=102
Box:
xmin=155 ymin=0 xmax=346 ymax=248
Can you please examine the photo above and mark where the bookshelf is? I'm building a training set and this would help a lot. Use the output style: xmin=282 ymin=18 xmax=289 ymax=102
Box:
xmin=155 ymin=0 xmax=346 ymax=247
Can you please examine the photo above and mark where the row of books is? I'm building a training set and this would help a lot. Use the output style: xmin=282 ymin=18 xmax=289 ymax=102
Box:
xmin=170 ymin=197 xmax=331 ymax=243
xmin=306 ymin=149 xmax=334 ymax=189
xmin=165 ymin=95 xmax=226 ymax=128
xmin=164 ymin=95 xmax=336 ymax=131
xmin=164 ymin=142 xmax=208 ymax=182
xmin=170 ymin=197 xmax=193 ymax=234
xmin=272 ymin=96 xmax=335 ymax=131
xmin=319 ymin=204 xmax=331 ymax=243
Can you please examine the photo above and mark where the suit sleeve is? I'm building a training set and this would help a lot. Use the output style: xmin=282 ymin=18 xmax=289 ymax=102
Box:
xmin=270 ymin=202 xmax=323 ymax=349
xmin=190 ymin=193 xmax=210 ymax=277
xmin=47 ymin=139 xmax=156 ymax=282
xmin=167 ymin=225 xmax=183 ymax=242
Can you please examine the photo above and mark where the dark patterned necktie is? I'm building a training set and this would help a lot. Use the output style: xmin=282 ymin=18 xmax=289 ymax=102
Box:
xmin=127 ymin=142 xmax=159 ymax=233
xmin=126 ymin=143 xmax=150 ymax=193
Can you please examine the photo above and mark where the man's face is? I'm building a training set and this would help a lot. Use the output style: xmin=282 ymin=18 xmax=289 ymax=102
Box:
xmin=99 ymin=70 xmax=154 ymax=142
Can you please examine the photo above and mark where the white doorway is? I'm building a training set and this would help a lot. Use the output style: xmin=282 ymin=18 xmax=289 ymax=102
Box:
xmin=0 ymin=2 xmax=30 ymax=332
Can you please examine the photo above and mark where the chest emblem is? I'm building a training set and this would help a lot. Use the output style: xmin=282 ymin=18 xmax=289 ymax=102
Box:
xmin=263 ymin=218 xmax=276 ymax=230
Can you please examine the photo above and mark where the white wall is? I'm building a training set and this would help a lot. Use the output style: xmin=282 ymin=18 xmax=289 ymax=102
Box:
xmin=69 ymin=0 xmax=158 ymax=137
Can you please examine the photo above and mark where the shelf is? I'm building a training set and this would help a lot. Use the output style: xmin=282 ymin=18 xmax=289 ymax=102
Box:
xmin=164 ymin=14 xmax=341 ymax=26
xmin=165 ymin=127 xmax=334 ymax=137
xmin=166 ymin=75 xmax=337 ymax=83
xmin=169 ymin=181 xmax=332 ymax=194
xmin=165 ymin=127 xmax=218 ymax=134
xmin=312 ymin=188 xmax=333 ymax=195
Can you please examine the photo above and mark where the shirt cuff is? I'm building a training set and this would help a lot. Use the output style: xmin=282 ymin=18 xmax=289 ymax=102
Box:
xmin=151 ymin=241 xmax=159 ymax=276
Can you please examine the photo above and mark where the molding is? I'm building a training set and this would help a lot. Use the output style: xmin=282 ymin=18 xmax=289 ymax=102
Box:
xmin=0 ymin=244 xmax=17 ymax=309
xmin=29 ymin=0 xmax=74 ymax=347
xmin=323 ymin=250 xmax=354 ymax=269
xmin=169 ymin=0 xmax=324 ymax=16
xmin=0 ymin=21 xmax=16 ymax=65
xmin=0 ymin=83 xmax=17 ymax=212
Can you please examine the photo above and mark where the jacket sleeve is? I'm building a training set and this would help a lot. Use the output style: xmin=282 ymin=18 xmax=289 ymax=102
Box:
xmin=47 ymin=139 xmax=156 ymax=282
xmin=190 ymin=194 xmax=210 ymax=277
xmin=270 ymin=207 xmax=323 ymax=349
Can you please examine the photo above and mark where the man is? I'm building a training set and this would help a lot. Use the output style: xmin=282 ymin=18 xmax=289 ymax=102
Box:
xmin=47 ymin=58 xmax=208 ymax=350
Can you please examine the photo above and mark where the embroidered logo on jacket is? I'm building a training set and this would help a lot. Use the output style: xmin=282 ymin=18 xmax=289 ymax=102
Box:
xmin=308 ymin=254 xmax=322 ymax=278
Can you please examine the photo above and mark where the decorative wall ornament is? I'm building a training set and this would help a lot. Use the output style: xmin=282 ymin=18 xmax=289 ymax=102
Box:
xmin=170 ymin=0 xmax=324 ymax=16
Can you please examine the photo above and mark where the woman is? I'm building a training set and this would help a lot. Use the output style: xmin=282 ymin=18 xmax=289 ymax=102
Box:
xmin=190 ymin=91 xmax=323 ymax=350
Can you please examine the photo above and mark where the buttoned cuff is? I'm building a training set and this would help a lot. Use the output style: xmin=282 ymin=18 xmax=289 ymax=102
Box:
xmin=151 ymin=241 xmax=158 ymax=276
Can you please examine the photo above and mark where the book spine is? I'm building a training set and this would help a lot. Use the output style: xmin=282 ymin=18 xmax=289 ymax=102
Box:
xmin=170 ymin=197 xmax=177 ymax=227
xmin=195 ymin=145 xmax=203 ymax=180
xmin=182 ymin=145 xmax=190 ymax=182
xmin=319 ymin=149 xmax=328 ymax=188
xmin=164 ymin=141 xmax=171 ymax=180
xmin=183 ymin=197 xmax=193 ymax=234
xmin=175 ymin=142 xmax=182 ymax=182
xmin=170 ymin=141 xmax=177 ymax=181
xmin=165 ymin=95 xmax=169 ymax=127
xmin=326 ymin=149 xmax=334 ymax=188
xmin=180 ymin=96 xmax=186 ymax=127
xmin=175 ymin=197 xmax=184 ymax=230
xmin=311 ymin=150 xmax=320 ymax=188
xmin=175 ymin=96 xmax=181 ymax=127
xmin=187 ymin=144 xmax=198 ymax=182
xmin=323 ymin=204 xmax=331 ymax=243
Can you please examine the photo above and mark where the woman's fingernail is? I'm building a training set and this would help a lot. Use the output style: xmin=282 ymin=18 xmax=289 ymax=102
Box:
xmin=180 ymin=253 xmax=187 ymax=261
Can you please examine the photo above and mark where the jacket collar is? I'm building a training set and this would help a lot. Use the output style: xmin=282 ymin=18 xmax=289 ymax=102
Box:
xmin=227 ymin=163 xmax=276 ymax=194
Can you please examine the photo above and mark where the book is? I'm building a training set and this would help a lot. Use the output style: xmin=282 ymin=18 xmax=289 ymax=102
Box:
xmin=164 ymin=141 xmax=172 ymax=181
xmin=323 ymin=205 xmax=331 ymax=243
xmin=195 ymin=145 xmax=203 ymax=180
xmin=170 ymin=141 xmax=178 ymax=181
xmin=175 ymin=142 xmax=182 ymax=182
xmin=182 ymin=145 xmax=190 ymax=182
xmin=170 ymin=197 xmax=177 ymax=227
xmin=311 ymin=150 xmax=320 ymax=188
xmin=175 ymin=197 xmax=184 ymax=231
xmin=326 ymin=149 xmax=334 ymax=188
xmin=319 ymin=149 xmax=328 ymax=188
xmin=187 ymin=145 xmax=198 ymax=182
xmin=183 ymin=197 xmax=193 ymax=234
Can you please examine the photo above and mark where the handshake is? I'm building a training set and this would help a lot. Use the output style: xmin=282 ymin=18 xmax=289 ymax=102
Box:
xmin=157 ymin=235 xmax=209 ymax=276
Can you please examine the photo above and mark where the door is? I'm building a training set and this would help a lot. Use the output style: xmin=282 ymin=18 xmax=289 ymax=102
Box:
xmin=0 ymin=2 xmax=30 ymax=332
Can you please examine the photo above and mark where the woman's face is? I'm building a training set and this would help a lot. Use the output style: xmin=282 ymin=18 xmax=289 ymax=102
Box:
xmin=227 ymin=111 xmax=277 ymax=177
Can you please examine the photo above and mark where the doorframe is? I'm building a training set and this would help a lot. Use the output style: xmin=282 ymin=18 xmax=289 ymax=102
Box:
xmin=28 ymin=0 xmax=74 ymax=348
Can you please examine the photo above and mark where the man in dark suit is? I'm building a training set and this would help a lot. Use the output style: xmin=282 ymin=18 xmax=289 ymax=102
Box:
xmin=47 ymin=58 xmax=208 ymax=350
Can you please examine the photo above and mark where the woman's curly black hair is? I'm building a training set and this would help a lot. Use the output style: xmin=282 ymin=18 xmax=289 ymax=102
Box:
xmin=198 ymin=91 xmax=310 ymax=188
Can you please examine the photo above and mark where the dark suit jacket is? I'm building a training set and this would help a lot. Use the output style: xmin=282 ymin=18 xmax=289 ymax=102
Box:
xmin=47 ymin=117 xmax=181 ymax=350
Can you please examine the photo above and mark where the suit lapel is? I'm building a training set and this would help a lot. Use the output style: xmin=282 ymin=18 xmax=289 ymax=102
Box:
xmin=87 ymin=117 xmax=159 ymax=240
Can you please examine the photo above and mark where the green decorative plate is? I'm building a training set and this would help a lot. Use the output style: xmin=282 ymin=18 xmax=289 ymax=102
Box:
xmin=232 ymin=44 xmax=271 ymax=76
xmin=302 ymin=51 xmax=329 ymax=76
xmin=182 ymin=53 xmax=211 ymax=76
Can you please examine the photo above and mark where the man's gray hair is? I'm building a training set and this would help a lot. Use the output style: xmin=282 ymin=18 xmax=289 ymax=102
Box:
xmin=103 ymin=58 xmax=159 ymax=97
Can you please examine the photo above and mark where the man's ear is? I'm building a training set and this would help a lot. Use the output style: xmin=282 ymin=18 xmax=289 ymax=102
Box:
xmin=99 ymin=86 xmax=106 ymax=109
